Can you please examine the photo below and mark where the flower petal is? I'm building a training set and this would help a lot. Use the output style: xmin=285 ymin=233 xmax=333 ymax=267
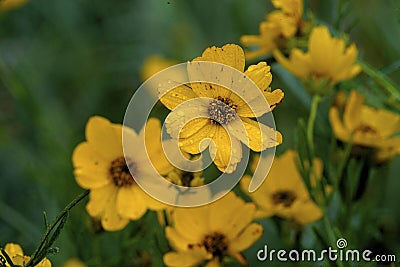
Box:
xmin=228 ymin=117 xmax=282 ymax=152
xmin=178 ymin=122 xmax=217 ymax=154
xmin=229 ymin=223 xmax=263 ymax=252
xmin=343 ymin=90 xmax=364 ymax=131
xmin=86 ymin=185 xmax=117 ymax=218
xmin=165 ymin=227 xmax=191 ymax=251
xmin=159 ymin=84 xmax=198 ymax=110
xmin=205 ymin=258 xmax=220 ymax=267
xmin=85 ymin=116 xmax=123 ymax=160
xmin=72 ymin=143 xmax=111 ymax=189
xmin=164 ymin=248 xmax=209 ymax=267
xmin=102 ymin=196 xmax=130 ymax=231
xmin=116 ymin=186 xmax=147 ymax=220
xmin=193 ymin=44 xmax=245 ymax=72
xmin=291 ymin=200 xmax=323 ymax=224
xmin=209 ymin=125 xmax=242 ymax=173
xmin=4 ymin=243 xmax=24 ymax=257
xmin=173 ymin=206 xmax=209 ymax=242
xmin=140 ymin=118 xmax=174 ymax=175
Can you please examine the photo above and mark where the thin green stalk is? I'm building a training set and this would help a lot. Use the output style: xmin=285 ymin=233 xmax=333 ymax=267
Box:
xmin=26 ymin=190 xmax=89 ymax=267
xmin=323 ymin=213 xmax=346 ymax=267
xmin=358 ymin=59 xmax=400 ymax=105
xmin=307 ymin=95 xmax=321 ymax=156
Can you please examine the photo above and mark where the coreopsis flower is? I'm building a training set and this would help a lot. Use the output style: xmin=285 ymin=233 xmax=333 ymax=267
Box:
xmin=0 ymin=243 xmax=51 ymax=267
xmin=329 ymin=90 xmax=400 ymax=163
xmin=274 ymin=26 xmax=361 ymax=95
xmin=160 ymin=44 xmax=284 ymax=173
xmin=241 ymin=150 xmax=323 ymax=225
xmin=0 ymin=0 xmax=27 ymax=13
xmin=72 ymin=116 xmax=170 ymax=231
xmin=141 ymin=54 xmax=177 ymax=81
xmin=163 ymin=192 xmax=262 ymax=266
xmin=241 ymin=0 xmax=304 ymax=59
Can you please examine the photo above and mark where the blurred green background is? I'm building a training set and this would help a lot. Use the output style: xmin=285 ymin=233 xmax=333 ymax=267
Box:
xmin=1 ymin=0 xmax=400 ymax=266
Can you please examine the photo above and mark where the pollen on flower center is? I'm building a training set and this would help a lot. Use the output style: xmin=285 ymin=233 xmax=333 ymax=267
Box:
xmin=272 ymin=190 xmax=297 ymax=207
xmin=202 ymin=232 xmax=228 ymax=259
xmin=208 ymin=96 xmax=238 ymax=125
xmin=109 ymin=156 xmax=136 ymax=187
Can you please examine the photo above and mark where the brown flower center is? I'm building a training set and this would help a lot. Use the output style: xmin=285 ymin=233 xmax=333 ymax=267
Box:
xmin=202 ymin=232 xmax=229 ymax=259
xmin=208 ymin=96 xmax=237 ymax=125
xmin=271 ymin=190 xmax=297 ymax=207
xmin=181 ymin=171 xmax=195 ymax=187
xmin=354 ymin=124 xmax=377 ymax=135
xmin=109 ymin=156 xmax=135 ymax=187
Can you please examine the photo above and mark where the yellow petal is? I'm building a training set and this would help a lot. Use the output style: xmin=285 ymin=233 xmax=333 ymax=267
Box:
xmin=291 ymin=200 xmax=323 ymax=224
xmin=329 ymin=107 xmax=351 ymax=142
xmin=72 ymin=143 xmax=111 ymax=189
xmin=101 ymin=194 xmax=130 ymax=231
xmin=173 ymin=206 xmax=208 ymax=243
xmin=273 ymin=49 xmax=310 ymax=79
xmin=116 ymin=186 xmax=147 ymax=220
xmin=141 ymin=118 xmax=174 ymax=175
xmin=4 ymin=243 xmax=24 ymax=257
xmin=205 ymin=258 xmax=220 ymax=267
xmin=164 ymin=248 xmax=209 ymax=267
xmin=208 ymin=193 xmax=246 ymax=235
xmin=343 ymin=90 xmax=363 ymax=131
xmin=228 ymin=117 xmax=282 ymax=152
xmin=179 ymin=122 xmax=217 ymax=154
xmin=361 ymin=106 xmax=400 ymax=138
xmin=229 ymin=223 xmax=263 ymax=252
xmin=10 ymin=255 xmax=30 ymax=266
xmin=165 ymin=227 xmax=191 ymax=251
xmin=308 ymin=26 xmax=332 ymax=74
xmin=85 ymin=116 xmax=123 ymax=160
xmin=244 ymin=62 xmax=272 ymax=92
xmin=139 ymin=186 xmax=166 ymax=210
xmin=86 ymin=185 xmax=116 ymax=217
xmin=37 ymin=258 xmax=52 ymax=267
xmin=209 ymin=125 xmax=242 ymax=173
xmin=159 ymin=84 xmax=198 ymax=110
xmin=193 ymin=44 xmax=245 ymax=72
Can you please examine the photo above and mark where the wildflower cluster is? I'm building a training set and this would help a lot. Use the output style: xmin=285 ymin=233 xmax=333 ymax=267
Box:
xmin=2 ymin=1 xmax=399 ymax=266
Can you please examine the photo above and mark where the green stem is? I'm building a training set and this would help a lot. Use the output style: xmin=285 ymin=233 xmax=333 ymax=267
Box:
xmin=26 ymin=190 xmax=89 ymax=267
xmin=323 ymin=213 xmax=346 ymax=267
xmin=307 ymin=95 xmax=321 ymax=157
xmin=358 ymin=59 xmax=400 ymax=104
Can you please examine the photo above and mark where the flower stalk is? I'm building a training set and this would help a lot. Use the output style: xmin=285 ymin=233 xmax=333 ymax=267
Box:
xmin=25 ymin=190 xmax=89 ymax=267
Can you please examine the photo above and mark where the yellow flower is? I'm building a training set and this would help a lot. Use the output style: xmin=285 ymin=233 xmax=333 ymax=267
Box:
xmin=329 ymin=90 xmax=400 ymax=162
xmin=141 ymin=54 xmax=177 ymax=81
xmin=274 ymin=26 xmax=361 ymax=87
xmin=0 ymin=0 xmax=28 ymax=13
xmin=241 ymin=0 xmax=304 ymax=59
xmin=163 ymin=192 xmax=262 ymax=267
xmin=62 ymin=258 xmax=87 ymax=267
xmin=160 ymin=44 xmax=284 ymax=173
xmin=241 ymin=150 xmax=323 ymax=225
xmin=0 ymin=243 xmax=51 ymax=267
xmin=72 ymin=116 xmax=170 ymax=231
